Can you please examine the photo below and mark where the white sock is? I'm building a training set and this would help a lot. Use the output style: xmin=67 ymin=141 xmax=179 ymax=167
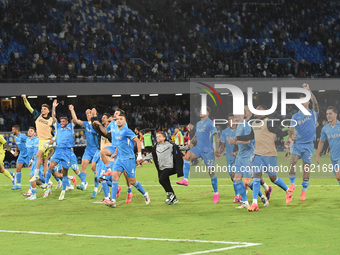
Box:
xmin=253 ymin=199 xmax=258 ymax=204
xmin=94 ymin=187 xmax=98 ymax=192
xmin=34 ymin=168 xmax=40 ymax=175
xmin=262 ymin=182 xmax=269 ymax=191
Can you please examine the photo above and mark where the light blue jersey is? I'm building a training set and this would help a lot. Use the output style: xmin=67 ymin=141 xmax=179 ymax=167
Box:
xmin=221 ymin=127 xmax=237 ymax=163
xmin=14 ymin=133 xmax=28 ymax=157
xmin=235 ymin=121 xmax=254 ymax=156
xmin=114 ymin=125 xmax=136 ymax=160
xmin=195 ymin=118 xmax=217 ymax=153
xmin=321 ymin=120 xmax=340 ymax=162
xmin=83 ymin=121 xmax=99 ymax=150
xmin=292 ymin=109 xmax=319 ymax=143
xmin=26 ymin=136 xmax=38 ymax=161
xmin=54 ymin=122 xmax=75 ymax=148
xmin=33 ymin=137 xmax=39 ymax=155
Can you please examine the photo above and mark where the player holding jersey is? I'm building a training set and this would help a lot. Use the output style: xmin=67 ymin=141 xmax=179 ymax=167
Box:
xmin=289 ymin=83 xmax=319 ymax=201
xmin=316 ymin=107 xmax=340 ymax=185
xmin=176 ymin=107 xmax=220 ymax=203
xmin=11 ymin=125 xmax=29 ymax=190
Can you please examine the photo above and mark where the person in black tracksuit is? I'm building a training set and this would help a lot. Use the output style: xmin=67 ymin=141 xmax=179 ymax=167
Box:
xmin=143 ymin=131 xmax=183 ymax=205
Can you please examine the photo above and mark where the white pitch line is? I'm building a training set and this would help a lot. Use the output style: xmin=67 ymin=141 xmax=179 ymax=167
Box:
xmin=0 ymin=230 xmax=261 ymax=254
xmin=1 ymin=184 xmax=339 ymax=187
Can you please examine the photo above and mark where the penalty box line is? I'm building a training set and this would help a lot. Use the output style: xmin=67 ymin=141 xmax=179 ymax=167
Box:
xmin=0 ymin=229 xmax=261 ymax=255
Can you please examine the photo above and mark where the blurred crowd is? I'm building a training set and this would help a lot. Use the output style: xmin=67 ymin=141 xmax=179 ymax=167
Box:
xmin=0 ymin=97 xmax=190 ymax=132
xmin=1 ymin=0 xmax=340 ymax=82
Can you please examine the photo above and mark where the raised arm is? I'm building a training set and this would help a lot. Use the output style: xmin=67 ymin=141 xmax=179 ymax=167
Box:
xmin=52 ymin=99 xmax=58 ymax=124
xmin=21 ymin=94 xmax=34 ymax=114
xmin=68 ymin=105 xmax=83 ymax=126
xmin=302 ymin=83 xmax=319 ymax=113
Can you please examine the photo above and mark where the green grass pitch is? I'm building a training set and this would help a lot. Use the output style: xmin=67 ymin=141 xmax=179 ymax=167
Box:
xmin=1 ymin=151 xmax=339 ymax=254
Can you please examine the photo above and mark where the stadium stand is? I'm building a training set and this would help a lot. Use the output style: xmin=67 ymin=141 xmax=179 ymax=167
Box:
xmin=0 ymin=0 xmax=340 ymax=82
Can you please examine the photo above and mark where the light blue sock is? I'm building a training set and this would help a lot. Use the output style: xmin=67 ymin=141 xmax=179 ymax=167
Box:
xmin=338 ymin=180 xmax=340 ymax=186
xmin=79 ymin=172 xmax=87 ymax=183
xmin=16 ymin=172 xmax=21 ymax=185
xmin=127 ymin=186 xmax=132 ymax=194
xmin=133 ymin=181 xmax=146 ymax=195
xmin=233 ymin=180 xmax=238 ymax=196
xmin=302 ymin=179 xmax=309 ymax=192
xmin=107 ymin=180 xmax=112 ymax=187
xmin=8 ymin=170 xmax=14 ymax=176
xmin=62 ymin=176 xmax=68 ymax=191
xmin=94 ymin=177 xmax=99 ymax=188
xmin=183 ymin=160 xmax=190 ymax=179
xmin=274 ymin=177 xmax=288 ymax=191
xmin=248 ymin=181 xmax=263 ymax=197
xmin=31 ymin=188 xmax=37 ymax=195
xmin=111 ymin=180 xmax=119 ymax=200
xmin=54 ymin=176 xmax=61 ymax=182
xmin=66 ymin=178 xmax=71 ymax=187
xmin=289 ymin=174 xmax=296 ymax=185
xmin=235 ymin=180 xmax=247 ymax=202
xmin=45 ymin=169 xmax=52 ymax=184
xmin=211 ymin=175 xmax=218 ymax=192
xmin=101 ymin=180 xmax=110 ymax=198
xmin=252 ymin=178 xmax=261 ymax=201
xmin=39 ymin=172 xmax=45 ymax=183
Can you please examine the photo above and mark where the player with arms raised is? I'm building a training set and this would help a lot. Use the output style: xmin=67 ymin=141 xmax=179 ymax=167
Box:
xmin=288 ymin=83 xmax=319 ymax=201
xmin=21 ymin=94 xmax=54 ymax=183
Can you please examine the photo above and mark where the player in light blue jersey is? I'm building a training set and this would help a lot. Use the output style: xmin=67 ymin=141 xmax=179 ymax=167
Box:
xmin=93 ymin=108 xmax=133 ymax=202
xmin=102 ymin=113 xmax=150 ymax=208
xmin=43 ymin=100 xmax=75 ymax=201
xmin=289 ymin=83 xmax=319 ymax=201
xmin=317 ymin=106 xmax=340 ymax=185
xmin=219 ymin=114 xmax=240 ymax=203
xmin=176 ymin=107 xmax=221 ymax=203
xmin=227 ymin=112 xmax=255 ymax=209
xmin=23 ymin=127 xmax=39 ymax=198
xmin=11 ymin=125 xmax=29 ymax=190
xmin=69 ymin=105 xmax=99 ymax=191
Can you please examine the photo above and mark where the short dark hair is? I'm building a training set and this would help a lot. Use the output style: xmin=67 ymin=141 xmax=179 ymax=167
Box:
xmin=157 ymin=131 xmax=167 ymax=138
xmin=28 ymin=126 xmax=36 ymax=132
xmin=103 ymin=112 xmax=111 ymax=119
xmin=42 ymin=104 xmax=50 ymax=110
xmin=12 ymin=125 xmax=20 ymax=130
xmin=118 ymin=113 xmax=126 ymax=119
xmin=115 ymin=108 xmax=125 ymax=115
xmin=327 ymin=106 xmax=338 ymax=115
xmin=135 ymin=127 xmax=140 ymax=131
xmin=60 ymin=116 xmax=68 ymax=121
xmin=227 ymin=113 xmax=234 ymax=118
